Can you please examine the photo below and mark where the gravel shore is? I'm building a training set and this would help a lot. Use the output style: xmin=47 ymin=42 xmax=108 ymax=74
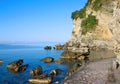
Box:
xmin=61 ymin=58 xmax=117 ymax=84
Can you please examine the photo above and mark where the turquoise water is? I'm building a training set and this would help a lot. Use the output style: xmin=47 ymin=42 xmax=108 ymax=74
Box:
xmin=0 ymin=43 xmax=67 ymax=84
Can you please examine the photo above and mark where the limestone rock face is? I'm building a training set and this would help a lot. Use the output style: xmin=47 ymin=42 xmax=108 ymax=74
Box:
xmin=60 ymin=51 xmax=81 ymax=59
xmin=69 ymin=0 xmax=120 ymax=48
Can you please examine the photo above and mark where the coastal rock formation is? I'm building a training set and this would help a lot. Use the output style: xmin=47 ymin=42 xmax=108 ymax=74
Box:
xmin=29 ymin=66 xmax=52 ymax=84
xmin=41 ymin=57 xmax=54 ymax=63
xmin=67 ymin=0 xmax=120 ymax=49
xmin=60 ymin=50 xmax=87 ymax=62
xmin=29 ymin=74 xmax=52 ymax=84
xmin=55 ymin=44 xmax=68 ymax=50
xmin=30 ymin=66 xmax=43 ymax=76
xmin=61 ymin=51 xmax=81 ymax=59
xmin=7 ymin=59 xmax=29 ymax=73
xmin=54 ymin=59 xmax=64 ymax=64
xmin=50 ymin=69 xmax=62 ymax=76
xmin=44 ymin=46 xmax=52 ymax=50
xmin=0 ymin=59 xmax=3 ymax=64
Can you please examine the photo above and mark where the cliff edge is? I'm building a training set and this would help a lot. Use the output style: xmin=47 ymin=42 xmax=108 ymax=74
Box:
xmin=68 ymin=0 xmax=120 ymax=49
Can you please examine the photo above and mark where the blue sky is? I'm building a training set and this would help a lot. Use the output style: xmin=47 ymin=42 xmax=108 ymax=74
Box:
xmin=0 ymin=0 xmax=87 ymax=43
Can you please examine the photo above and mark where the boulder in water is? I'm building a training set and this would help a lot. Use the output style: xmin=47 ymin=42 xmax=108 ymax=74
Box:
xmin=50 ymin=69 xmax=62 ymax=76
xmin=29 ymin=77 xmax=52 ymax=84
xmin=44 ymin=46 xmax=52 ymax=50
xmin=7 ymin=59 xmax=28 ymax=73
xmin=41 ymin=57 xmax=54 ymax=63
xmin=14 ymin=64 xmax=29 ymax=72
xmin=30 ymin=66 xmax=43 ymax=76
xmin=29 ymin=74 xmax=52 ymax=84
xmin=7 ymin=59 xmax=23 ymax=70
xmin=0 ymin=59 xmax=3 ymax=64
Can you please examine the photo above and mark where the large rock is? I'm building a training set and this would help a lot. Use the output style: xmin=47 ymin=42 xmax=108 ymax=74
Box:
xmin=60 ymin=51 xmax=81 ymax=59
xmin=55 ymin=44 xmax=64 ymax=50
xmin=54 ymin=59 xmax=64 ymax=64
xmin=7 ymin=59 xmax=28 ymax=73
xmin=0 ymin=59 xmax=3 ymax=64
xmin=50 ymin=69 xmax=62 ymax=76
xmin=55 ymin=44 xmax=68 ymax=50
xmin=14 ymin=64 xmax=29 ymax=72
xmin=29 ymin=75 xmax=52 ymax=84
xmin=44 ymin=46 xmax=52 ymax=50
xmin=41 ymin=57 xmax=54 ymax=63
xmin=7 ymin=59 xmax=23 ymax=69
xmin=30 ymin=66 xmax=43 ymax=76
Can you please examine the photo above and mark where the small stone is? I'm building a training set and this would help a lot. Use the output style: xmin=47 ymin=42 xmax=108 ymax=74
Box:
xmin=82 ymin=78 xmax=86 ymax=81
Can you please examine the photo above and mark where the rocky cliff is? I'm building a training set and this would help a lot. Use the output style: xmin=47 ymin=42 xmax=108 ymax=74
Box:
xmin=68 ymin=0 xmax=120 ymax=49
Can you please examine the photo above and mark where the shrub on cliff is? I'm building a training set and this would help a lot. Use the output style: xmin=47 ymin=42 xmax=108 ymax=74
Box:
xmin=71 ymin=10 xmax=79 ymax=20
xmin=78 ymin=8 xmax=86 ymax=18
xmin=81 ymin=14 xmax=98 ymax=34
xmin=86 ymin=0 xmax=92 ymax=7
xmin=71 ymin=0 xmax=96 ymax=20
xmin=93 ymin=0 xmax=102 ymax=11
xmin=71 ymin=8 xmax=86 ymax=20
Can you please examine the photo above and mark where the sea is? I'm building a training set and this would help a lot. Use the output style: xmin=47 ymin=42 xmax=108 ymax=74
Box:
xmin=0 ymin=42 xmax=67 ymax=84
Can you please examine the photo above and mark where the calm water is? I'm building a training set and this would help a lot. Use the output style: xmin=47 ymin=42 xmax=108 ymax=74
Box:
xmin=0 ymin=43 xmax=67 ymax=84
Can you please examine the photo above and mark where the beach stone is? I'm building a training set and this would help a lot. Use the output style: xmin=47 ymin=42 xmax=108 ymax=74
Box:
xmin=40 ymin=57 xmax=54 ymax=63
xmin=64 ymin=83 xmax=68 ymax=84
xmin=78 ymin=55 xmax=85 ymax=61
xmin=55 ymin=81 xmax=59 ymax=84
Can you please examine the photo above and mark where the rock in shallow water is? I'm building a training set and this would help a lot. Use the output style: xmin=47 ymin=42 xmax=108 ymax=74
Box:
xmin=44 ymin=46 xmax=52 ymax=50
xmin=50 ymin=69 xmax=62 ymax=76
xmin=14 ymin=64 xmax=29 ymax=72
xmin=30 ymin=66 xmax=43 ymax=76
xmin=0 ymin=59 xmax=3 ymax=64
xmin=7 ymin=59 xmax=28 ymax=73
xmin=29 ymin=77 xmax=52 ymax=84
xmin=40 ymin=57 xmax=54 ymax=63
xmin=29 ymin=74 xmax=52 ymax=84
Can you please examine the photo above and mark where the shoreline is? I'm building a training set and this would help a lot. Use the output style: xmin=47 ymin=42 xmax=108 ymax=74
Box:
xmin=61 ymin=57 xmax=116 ymax=84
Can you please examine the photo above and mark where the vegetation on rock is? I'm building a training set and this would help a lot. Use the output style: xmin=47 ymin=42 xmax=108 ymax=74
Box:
xmin=93 ymin=0 xmax=102 ymax=11
xmin=86 ymin=0 xmax=92 ymax=7
xmin=71 ymin=8 xmax=86 ymax=20
xmin=71 ymin=0 xmax=102 ymax=20
xmin=81 ymin=14 xmax=98 ymax=34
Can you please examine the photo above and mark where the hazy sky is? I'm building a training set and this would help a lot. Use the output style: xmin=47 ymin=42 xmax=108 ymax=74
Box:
xmin=0 ymin=0 xmax=87 ymax=43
